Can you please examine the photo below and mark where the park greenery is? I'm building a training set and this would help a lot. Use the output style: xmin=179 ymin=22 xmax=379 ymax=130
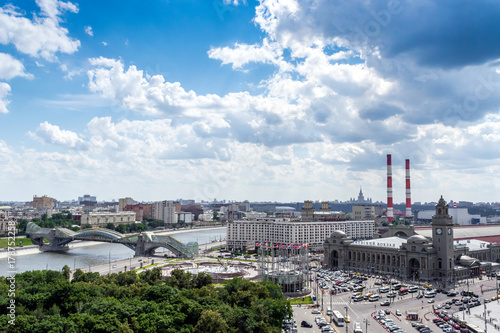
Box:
xmin=0 ymin=267 xmax=291 ymax=333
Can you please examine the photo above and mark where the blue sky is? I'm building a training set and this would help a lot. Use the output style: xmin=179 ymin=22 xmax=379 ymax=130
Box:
xmin=1 ymin=0 xmax=500 ymax=204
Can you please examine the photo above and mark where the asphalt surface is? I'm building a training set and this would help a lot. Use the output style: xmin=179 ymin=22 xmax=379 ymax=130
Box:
xmin=291 ymin=273 xmax=500 ymax=333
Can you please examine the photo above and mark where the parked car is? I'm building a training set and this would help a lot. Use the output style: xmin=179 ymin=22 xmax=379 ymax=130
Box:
xmin=301 ymin=321 xmax=313 ymax=328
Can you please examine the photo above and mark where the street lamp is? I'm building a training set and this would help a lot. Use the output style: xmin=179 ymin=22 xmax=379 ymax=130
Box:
xmin=344 ymin=306 xmax=348 ymax=333
xmin=364 ymin=318 xmax=370 ymax=333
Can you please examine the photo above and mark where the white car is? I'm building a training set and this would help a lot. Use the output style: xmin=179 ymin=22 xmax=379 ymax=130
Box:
xmin=428 ymin=299 xmax=435 ymax=303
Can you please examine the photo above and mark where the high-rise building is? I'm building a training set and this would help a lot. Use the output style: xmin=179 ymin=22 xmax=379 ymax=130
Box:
xmin=119 ymin=197 xmax=134 ymax=211
xmin=153 ymin=201 xmax=176 ymax=225
xmin=33 ymin=195 xmax=54 ymax=217
xmin=301 ymin=200 xmax=314 ymax=222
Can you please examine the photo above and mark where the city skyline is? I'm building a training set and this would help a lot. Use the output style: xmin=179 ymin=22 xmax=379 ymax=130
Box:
xmin=1 ymin=1 xmax=500 ymax=203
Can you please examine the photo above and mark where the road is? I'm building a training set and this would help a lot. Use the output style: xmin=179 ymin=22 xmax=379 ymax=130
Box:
xmin=292 ymin=273 xmax=500 ymax=333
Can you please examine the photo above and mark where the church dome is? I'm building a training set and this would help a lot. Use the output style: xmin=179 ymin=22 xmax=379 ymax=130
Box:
xmin=331 ymin=230 xmax=346 ymax=238
xmin=407 ymin=234 xmax=428 ymax=244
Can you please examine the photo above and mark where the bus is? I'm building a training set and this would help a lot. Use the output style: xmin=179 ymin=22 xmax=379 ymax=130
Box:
xmin=332 ymin=310 xmax=345 ymax=327
xmin=393 ymin=284 xmax=402 ymax=290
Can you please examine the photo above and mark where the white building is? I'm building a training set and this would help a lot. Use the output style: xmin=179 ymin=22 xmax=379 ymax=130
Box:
xmin=227 ymin=218 xmax=375 ymax=251
xmin=153 ymin=201 xmax=176 ymax=225
xmin=81 ymin=211 xmax=136 ymax=228
xmin=417 ymin=208 xmax=486 ymax=225
xmin=177 ymin=212 xmax=193 ymax=224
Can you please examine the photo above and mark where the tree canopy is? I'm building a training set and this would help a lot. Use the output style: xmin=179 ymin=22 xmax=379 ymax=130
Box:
xmin=0 ymin=267 xmax=291 ymax=333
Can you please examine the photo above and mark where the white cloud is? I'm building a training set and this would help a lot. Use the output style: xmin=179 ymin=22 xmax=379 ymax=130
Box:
xmin=0 ymin=1 xmax=80 ymax=61
xmin=0 ymin=53 xmax=32 ymax=80
xmin=29 ymin=121 xmax=88 ymax=150
xmin=59 ymin=63 xmax=82 ymax=80
xmin=84 ymin=25 xmax=93 ymax=36
xmin=0 ymin=83 xmax=11 ymax=113
xmin=208 ymin=38 xmax=289 ymax=70
xmin=102 ymin=41 xmax=107 ymax=46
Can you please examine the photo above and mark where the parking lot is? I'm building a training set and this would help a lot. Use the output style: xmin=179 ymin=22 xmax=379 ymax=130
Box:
xmin=288 ymin=268 xmax=500 ymax=333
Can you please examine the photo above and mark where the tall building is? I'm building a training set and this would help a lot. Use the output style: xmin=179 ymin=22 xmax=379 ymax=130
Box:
xmin=119 ymin=197 xmax=134 ymax=211
xmin=153 ymin=201 xmax=176 ymax=225
xmin=79 ymin=194 xmax=97 ymax=213
xmin=431 ymin=196 xmax=455 ymax=278
xmin=142 ymin=204 xmax=153 ymax=219
xmin=33 ymin=195 xmax=54 ymax=217
xmin=301 ymin=200 xmax=314 ymax=222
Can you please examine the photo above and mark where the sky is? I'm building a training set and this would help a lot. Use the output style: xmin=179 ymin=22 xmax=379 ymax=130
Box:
xmin=1 ymin=0 xmax=500 ymax=204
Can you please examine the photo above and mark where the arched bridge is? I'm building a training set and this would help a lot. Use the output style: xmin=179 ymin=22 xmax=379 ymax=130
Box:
xmin=26 ymin=222 xmax=198 ymax=258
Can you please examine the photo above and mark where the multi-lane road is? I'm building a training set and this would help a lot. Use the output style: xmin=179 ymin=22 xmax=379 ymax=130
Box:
xmin=291 ymin=272 xmax=500 ymax=333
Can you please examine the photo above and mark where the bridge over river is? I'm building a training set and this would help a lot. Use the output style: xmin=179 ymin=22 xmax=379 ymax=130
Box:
xmin=26 ymin=222 xmax=198 ymax=258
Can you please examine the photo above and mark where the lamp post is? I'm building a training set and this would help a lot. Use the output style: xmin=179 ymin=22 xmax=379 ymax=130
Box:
xmin=364 ymin=318 xmax=370 ymax=333
xmin=344 ymin=306 xmax=348 ymax=333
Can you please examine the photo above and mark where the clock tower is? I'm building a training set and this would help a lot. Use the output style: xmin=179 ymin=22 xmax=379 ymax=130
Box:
xmin=432 ymin=196 xmax=454 ymax=278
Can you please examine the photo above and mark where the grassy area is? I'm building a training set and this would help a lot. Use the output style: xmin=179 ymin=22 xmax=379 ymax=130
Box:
xmin=0 ymin=238 xmax=34 ymax=248
xmin=288 ymin=296 xmax=313 ymax=305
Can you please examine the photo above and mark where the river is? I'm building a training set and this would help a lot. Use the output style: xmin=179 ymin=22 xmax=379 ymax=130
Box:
xmin=0 ymin=227 xmax=227 ymax=275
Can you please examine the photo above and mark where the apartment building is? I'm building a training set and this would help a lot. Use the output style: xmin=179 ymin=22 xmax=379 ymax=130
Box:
xmin=227 ymin=218 xmax=375 ymax=251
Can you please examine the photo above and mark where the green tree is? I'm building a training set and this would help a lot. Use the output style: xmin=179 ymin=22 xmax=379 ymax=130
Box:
xmin=62 ymin=265 xmax=71 ymax=281
xmin=193 ymin=310 xmax=230 ymax=333
xmin=115 ymin=224 xmax=127 ymax=234
xmin=105 ymin=223 xmax=115 ymax=230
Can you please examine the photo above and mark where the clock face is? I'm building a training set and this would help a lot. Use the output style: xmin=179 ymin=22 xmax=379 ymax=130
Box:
xmin=436 ymin=228 xmax=443 ymax=235
xmin=447 ymin=228 xmax=452 ymax=235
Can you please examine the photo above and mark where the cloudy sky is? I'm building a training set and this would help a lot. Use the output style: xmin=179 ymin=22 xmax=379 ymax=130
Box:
xmin=1 ymin=0 xmax=500 ymax=204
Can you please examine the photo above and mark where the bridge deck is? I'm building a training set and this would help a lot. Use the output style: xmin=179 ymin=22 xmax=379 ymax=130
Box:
xmin=26 ymin=222 xmax=198 ymax=258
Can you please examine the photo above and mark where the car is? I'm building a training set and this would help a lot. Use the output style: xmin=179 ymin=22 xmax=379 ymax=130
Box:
xmin=447 ymin=291 xmax=457 ymax=297
xmin=428 ymin=299 xmax=435 ymax=303
xmin=396 ymin=309 xmax=402 ymax=316
xmin=312 ymin=309 xmax=320 ymax=314
xmin=385 ymin=309 xmax=391 ymax=315
xmin=301 ymin=321 xmax=313 ymax=328
xmin=417 ymin=294 xmax=424 ymax=299
xmin=345 ymin=315 xmax=351 ymax=323
xmin=445 ymin=304 xmax=451 ymax=309
xmin=380 ymin=301 xmax=390 ymax=306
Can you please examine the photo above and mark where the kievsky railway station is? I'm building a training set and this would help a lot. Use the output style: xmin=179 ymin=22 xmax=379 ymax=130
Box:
xmin=324 ymin=196 xmax=500 ymax=286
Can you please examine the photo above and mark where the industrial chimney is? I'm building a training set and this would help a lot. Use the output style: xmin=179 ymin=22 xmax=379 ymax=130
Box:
xmin=387 ymin=154 xmax=394 ymax=223
xmin=405 ymin=159 xmax=412 ymax=218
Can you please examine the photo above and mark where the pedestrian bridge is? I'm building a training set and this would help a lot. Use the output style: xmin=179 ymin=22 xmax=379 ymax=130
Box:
xmin=26 ymin=222 xmax=198 ymax=258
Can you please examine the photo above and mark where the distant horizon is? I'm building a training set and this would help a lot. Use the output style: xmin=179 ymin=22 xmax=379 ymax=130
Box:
xmin=1 ymin=1 xmax=500 ymax=204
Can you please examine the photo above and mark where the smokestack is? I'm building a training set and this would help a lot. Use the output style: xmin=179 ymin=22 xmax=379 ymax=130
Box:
xmin=405 ymin=159 xmax=412 ymax=218
xmin=387 ymin=154 xmax=394 ymax=223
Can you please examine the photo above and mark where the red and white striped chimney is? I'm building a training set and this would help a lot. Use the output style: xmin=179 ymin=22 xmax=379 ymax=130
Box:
xmin=405 ymin=159 xmax=412 ymax=218
xmin=387 ymin=154 xmax=394 ymax=223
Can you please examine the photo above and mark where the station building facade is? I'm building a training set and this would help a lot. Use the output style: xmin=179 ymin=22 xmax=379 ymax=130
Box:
xmin=324 ymin=196 xmax=500 ymax=284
